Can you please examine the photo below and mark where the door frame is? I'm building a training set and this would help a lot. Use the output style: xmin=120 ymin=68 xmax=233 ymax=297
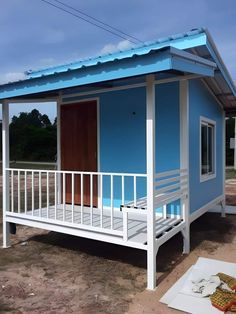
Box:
xmin=57 ymin=96 xmax=101 ymax=207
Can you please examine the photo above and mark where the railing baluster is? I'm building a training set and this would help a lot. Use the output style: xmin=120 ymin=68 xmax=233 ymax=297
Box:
xmin=100 ymin=175 xmax=103 ymax=228
xmin=63 ymin=172 xmax=66 ymax=221
xmin=81 ymin=174 xmax=84 ymax=224
xmin=110 ymin=175 xmax=114 ymax=229
xmin=39 ymin=172 xmax=42 ymax=217
xmin=121 ymin=175 xmax=124 ymax=206
xmin=57 ymin=172 xmax=61 ymax=208
xmin=90 ymin=174 xmax=93 ymax=225
xmin=18 ymin=170 xmax=20 ymax=213
xmin=11 ymin=170 xmax=14 ymax=212
xmin=181 ymin=196 xmax=186 ymax=221
xmin=54 ymin=172 xmax=57 ymax=219
xmin=163 ymin=204 xmax=167 ymax=219
xmin=123 ymin=211 xmax=128 ymax=242
xmin=47 ymin=172 xmax=49 ymax=218
xmin=72 ymin=173 xmax=74 ymax=223
xmin=32 ymin=171 xmax=34 ymax=215
xmin=24 ymin=171 xmax=27 ymax=214
xmin=134 ymin=175 xmax=137 ymax=207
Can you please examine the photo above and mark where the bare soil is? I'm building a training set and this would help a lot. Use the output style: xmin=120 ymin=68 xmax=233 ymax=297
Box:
xmin=0 ymin=183 xmax=236 ymax=313
xmin=226 ymin=179 xmax=236 ymax=205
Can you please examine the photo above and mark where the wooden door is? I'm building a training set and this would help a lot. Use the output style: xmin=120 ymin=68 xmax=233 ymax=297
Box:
xmin=61 ymin=100 xmax=98 ymax=207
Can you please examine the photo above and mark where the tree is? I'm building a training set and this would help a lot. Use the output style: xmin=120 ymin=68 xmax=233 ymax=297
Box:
xmin=9 ymin=109 xmax=56 ymax=161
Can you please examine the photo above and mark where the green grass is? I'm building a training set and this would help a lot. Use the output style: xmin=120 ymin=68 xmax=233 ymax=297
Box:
xmin=0 ymin=161 xmax=56 ymax=175
xmin=10 ymin=161 xmax=56 ymax=170
xmin=226 ymin=168 xmax=236 ymax=180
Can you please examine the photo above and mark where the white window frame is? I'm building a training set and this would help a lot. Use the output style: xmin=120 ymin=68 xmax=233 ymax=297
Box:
xmin=200 ymin=116 xmax=216 ymax=182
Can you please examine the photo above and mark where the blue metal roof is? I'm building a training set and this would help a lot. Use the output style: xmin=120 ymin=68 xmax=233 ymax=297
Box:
xmin=27 ymin=28 xmax=207 ymax=79
xmin=0 ymin=27 xmax=235 ymax=112
xmin=0 ymin=46 xmax=216 ymax=100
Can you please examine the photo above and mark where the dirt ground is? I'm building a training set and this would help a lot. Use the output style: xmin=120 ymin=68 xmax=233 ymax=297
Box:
xmin=225 ymin=179 xmax=236 ymax=206
xmin=0 ymin=182 xmax=236 ymax=313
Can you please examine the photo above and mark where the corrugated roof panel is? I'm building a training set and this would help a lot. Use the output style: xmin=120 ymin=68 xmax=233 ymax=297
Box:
xmin=0 ymin=27 xmax=235 ymax=113
xmin=26 ymin=28 xmax=207 ymax=79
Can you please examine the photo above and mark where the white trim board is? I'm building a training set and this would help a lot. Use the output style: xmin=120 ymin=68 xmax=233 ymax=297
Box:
xmin=199 ymin=116 xmax=217 ymax=183
xmin=61 ymin=74 xmax=201 ymax=102
xmin=6 ymin=214 xmax=146 ymax=250
xmin=222 ymin=111 xmax=226 ymax=208
xmin=201 ymin=79 xmax=224 ymax=110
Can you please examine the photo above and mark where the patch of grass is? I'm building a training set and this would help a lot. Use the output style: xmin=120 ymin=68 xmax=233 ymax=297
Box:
xmin=226 ymin=168 xmax=236 ymax=179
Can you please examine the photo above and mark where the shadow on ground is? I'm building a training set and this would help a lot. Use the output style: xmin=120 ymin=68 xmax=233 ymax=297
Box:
xmin=29 ymin=212 xmax=236 ymax=272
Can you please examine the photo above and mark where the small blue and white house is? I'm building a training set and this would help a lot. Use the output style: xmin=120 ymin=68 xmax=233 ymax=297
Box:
xmin=1 ymin=28 xmax=236 ymax=290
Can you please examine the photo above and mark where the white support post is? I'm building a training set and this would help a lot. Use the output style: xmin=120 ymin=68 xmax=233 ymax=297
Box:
xmin=2 ymin=100 xmax=10 ymax=248
xmin=180 ymin=80 xmax=190 ymax=254
xmin=57 ymin=98 xmax=61 ymax=203
xmin=221 ymin=111 xmax=226 ymax=217
xmin=146 ymin=74 xmax=156 ymax=290
xmin=234 ymin=117 xmax=236 ymax=170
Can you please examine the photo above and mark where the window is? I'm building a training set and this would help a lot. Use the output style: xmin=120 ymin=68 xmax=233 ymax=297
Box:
xmin=200 ymin=117 xmax=216 ymax=180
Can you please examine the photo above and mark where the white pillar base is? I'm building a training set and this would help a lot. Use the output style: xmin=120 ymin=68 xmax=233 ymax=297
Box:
xmin=220 ymin=199 xmax=226 ymax=218
xmin=181 ymin=225 xmax=190 ymax=254
xmin=147 ymin=246 xmax=157 ymax=290
xmin=2 ymin=221 xmax=11 ymax=248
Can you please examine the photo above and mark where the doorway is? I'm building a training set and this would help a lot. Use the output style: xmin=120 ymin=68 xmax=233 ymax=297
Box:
xmin=60 ymin=100 xmax=98 ymax=206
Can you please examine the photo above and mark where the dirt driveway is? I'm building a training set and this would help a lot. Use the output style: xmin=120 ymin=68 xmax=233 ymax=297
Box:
xmin=0 ymin=184 xmax=236 ymax=313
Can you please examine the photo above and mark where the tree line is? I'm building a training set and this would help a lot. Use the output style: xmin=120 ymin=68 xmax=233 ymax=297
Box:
xmin=0 ymin=109 xmax=57 ymax=162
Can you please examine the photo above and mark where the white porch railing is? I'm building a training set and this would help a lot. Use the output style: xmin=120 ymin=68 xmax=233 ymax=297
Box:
xmin=154 ymin=168 xmax=188 ymax=219
xmin=6 ymin=168 xmax=147 ymax=238
xmin=5 ymin=168 xmax=188 ymax=242
xmin=117 ymin=168 xmax=188 ymax=241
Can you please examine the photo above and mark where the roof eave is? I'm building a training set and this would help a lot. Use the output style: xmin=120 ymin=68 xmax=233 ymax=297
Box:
xmin=0 ymin=47 xmax=216 ymax=101
xmin=205 ymin=28 xmax=236 ymax=97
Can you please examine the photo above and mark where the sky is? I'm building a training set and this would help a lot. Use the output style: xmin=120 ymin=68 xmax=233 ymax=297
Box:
xmin=0 ymin=0 xmax=236 ymax=121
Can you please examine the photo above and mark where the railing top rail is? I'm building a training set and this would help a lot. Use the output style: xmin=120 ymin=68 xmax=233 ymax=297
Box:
xmin=155 ymin=168 xmax=187 ymax=179
xmin=155 ymin=174 xmax=188 ymax=187
xmin=6 ymin=167 xmax=147 ymax=177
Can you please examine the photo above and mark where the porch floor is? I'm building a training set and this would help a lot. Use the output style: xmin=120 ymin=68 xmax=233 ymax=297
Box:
xmin=7 ymin=204 xmax=184 ymax=247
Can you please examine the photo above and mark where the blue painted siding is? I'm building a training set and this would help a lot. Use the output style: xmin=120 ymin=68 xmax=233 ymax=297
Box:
xmin=189 ymin=80 xmax=223 ymax=213
xmin=63 ymin=87 xmax=147 ymax=207
xmin=62 ymin=82 xmax=180 ymax=209
xmin=156 ymin=82 xmax=180 ymax=172
xmin=99 ymin=88 xmax=147 ymax=207
xmin=99 ymin=88 xmax=146 ymax=173
xmin=155 ymin=82 xmax=180 ymax=215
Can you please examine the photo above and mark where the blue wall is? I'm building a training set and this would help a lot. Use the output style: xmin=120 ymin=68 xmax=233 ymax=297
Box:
xmin=100 ymin=88 xmax=146 ymax=174
xmin=62 ymin=82 xmax=180 ymax=209
xmin=189 ymin=80 xmax=223 ymax=213
xmin=155 ymin=82 xmax=180 ymax=215
xmin=156 ymin=82 xmax=180 ymax=172
xmin=62 ymin=80 xmax=224 ymax=213
xmin=99 ymin=88 xmax=146 ymax=207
